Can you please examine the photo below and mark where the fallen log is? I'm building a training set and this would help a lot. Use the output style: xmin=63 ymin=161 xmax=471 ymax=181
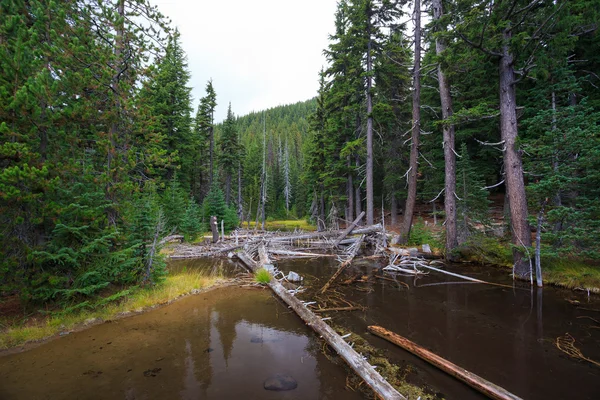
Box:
xmin=158 ymin=235 xmax=184 ymax=246
xmin=313 ymin=306 xmax=363 ymax=313
xmin=333 ymin=211 xmax=365 ymax=247
xmin=268 ymin=249 xmax=335 ymax=258
xmin=236 ymin=249 xmax=405 ymax=400
xmin=416 ymin=264 xmax=516 ymax=289
xmin=367 ymin=326 xmax=522 ymax=400
xmin=268 ymin=224 xmax=383 ymax=243
xmin=319 ymin=235 xmax=365 ymax=295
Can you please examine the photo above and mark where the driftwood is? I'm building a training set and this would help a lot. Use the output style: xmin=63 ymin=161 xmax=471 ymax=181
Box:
xmin=236 ymin=248 xmax=405 ymax=400
xmin=268 ymin=249 xmax=334 ymax=258
xmin=416 ymin=264 xmax=516 ymax=289
xmin=313 ymin=306 xmax=363 ymax=313
xmin=268 ymin=224 xmax=382 ymax=243
xmin=333 ymin=211 xmax=365 ymax=247
xmin=368 ymin=326 xmax=523 ymax=400
xmin=158 ymin=235 xmax=184 ymax=246
xmin=319 ymin=235 xmax=365 ymax=295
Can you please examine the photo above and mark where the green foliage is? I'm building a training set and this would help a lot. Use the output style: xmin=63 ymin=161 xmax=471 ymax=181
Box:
xmin=254 ymin=268 xmax=271 ymax=284
xmin=162 ymin=176 xmax=187 ymax=231
xmin=456 ymin=143 xmax=491 ymax=241
xmin=202 ymin=185 xmax=239 ymax=231
xmin=181 ymin=198 xmax=203 ymax=241
xmin=406 ymin=219 xmax=442 ymax=250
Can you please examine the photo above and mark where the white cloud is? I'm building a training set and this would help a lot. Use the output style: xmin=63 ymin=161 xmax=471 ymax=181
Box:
xmin=150 ymin=0 xmax=338 ymax=122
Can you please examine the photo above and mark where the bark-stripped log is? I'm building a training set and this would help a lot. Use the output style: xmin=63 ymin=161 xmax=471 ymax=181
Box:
xmin=320 ymin=236 xmax=365 ymax=294
xmin=236 ymin=248 xmax=405 ymax=400
xmin=333 ymin=211 xmax=365 ymax=248
xmin=368 ymin=326 xmax=522 ymax=400
xmin=268 ymin=224 xmax=382 ymax=243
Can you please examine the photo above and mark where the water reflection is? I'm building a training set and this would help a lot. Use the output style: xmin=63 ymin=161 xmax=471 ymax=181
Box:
xmin=0 ymin=286 xmax=361 ymax=400
xmin=277 ymin=257 xmax=600 ymax=400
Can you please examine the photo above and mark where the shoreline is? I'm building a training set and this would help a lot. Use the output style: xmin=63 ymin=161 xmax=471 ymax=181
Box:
xmin=0 ymin=275 xmax=238 ymax=355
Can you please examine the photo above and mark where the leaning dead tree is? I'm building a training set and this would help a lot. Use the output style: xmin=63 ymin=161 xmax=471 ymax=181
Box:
xmin=236 ymin=246 xmax=405 ymax=400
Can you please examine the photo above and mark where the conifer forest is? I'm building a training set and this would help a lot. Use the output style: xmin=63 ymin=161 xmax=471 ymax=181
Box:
xmin=3 ymin=0 xmax=599 ymax=300
xmin=2 ymin=1 xmax=600 ymax=399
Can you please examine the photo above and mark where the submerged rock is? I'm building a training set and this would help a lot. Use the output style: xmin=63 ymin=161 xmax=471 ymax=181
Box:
xmin=264 ymin=374 xmax=298 ymax=391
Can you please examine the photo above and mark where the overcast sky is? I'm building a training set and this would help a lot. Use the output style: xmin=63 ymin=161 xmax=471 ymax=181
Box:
xmin=151 ymin=0 xmax=338 ymax=122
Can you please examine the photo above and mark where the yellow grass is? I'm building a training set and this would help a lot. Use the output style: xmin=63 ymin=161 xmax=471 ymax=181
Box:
xmin=0 ymin=270 xmax=224 ymax=350
xmin=265 ymin=219 xmax=316 ymax=231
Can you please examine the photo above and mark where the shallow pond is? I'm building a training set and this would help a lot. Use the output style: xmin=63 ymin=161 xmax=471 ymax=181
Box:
xmin=275 ymin=257 xmax=600 ymax=400
xmin=0 ymin=281 xmax=360 ymax=399
xmin=2 ymin=256 xmax=599 ymax=400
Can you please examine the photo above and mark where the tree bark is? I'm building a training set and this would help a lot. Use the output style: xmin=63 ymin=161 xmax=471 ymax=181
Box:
xmin=347 ymin=156 xmax=354 ymax=224
xmin=400 ymin=0 xmax=421 ymax=243
xmin=432 ymin=0 xmax=458 ymax=259
xmin=237 ymin=162 xmax=243 ymax=220
xmin=391 ymin=193 xmax=397 ymax=227
xmin=365 ymin=10 xmax=374 ymax=225
xmin=499 ymin=30 xmax=532 ymax=279
xmin=210 ymin=216 xmax=219 ymax=243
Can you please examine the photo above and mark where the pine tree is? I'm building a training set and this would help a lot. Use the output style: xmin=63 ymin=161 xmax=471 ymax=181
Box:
xmin=219 ymin=103 xmax=240 ymax=206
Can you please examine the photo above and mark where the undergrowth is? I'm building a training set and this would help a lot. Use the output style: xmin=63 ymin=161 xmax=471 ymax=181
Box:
xmin=406 ymin=219 xmax=443 ymax=252
xmin=0 ymin=269 xmax=223 ymax=350
xmin=254 ymin=268 xmax=271 ymax=284
xmin=542 ymin=257 xmax=600 ymax=291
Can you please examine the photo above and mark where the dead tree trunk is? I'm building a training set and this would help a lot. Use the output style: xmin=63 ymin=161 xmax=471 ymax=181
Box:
xmin=347 ymin=156 xmax=354 ymax=224
xmin=499 ymin=31 xmax=532 ymax=279
xmin=368 ymin=326 xmax=523 ymax=400
xmin=365 ymin=12 xmax=374 ymax=226
xmin=210 ymin=216 xmax=219 ymax=243
xmin=236 ymin=251 xmax=404 ymax=400
xmin=432 ymin=0 xmax=458 ymax=259
xmin=400 ymin=0 xmax=422 ymax=243
xmin=333 ymin=211 xmax=365 ymax=247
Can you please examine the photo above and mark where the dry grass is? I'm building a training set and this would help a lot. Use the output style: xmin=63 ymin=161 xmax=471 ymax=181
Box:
xmin=0 ymin=270 xmax=224 ymax=350
xmin=265 ymin=219 xmax=316 ymax=231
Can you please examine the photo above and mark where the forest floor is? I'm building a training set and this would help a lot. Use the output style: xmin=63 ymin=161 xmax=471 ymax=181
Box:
xmin=0 ymin=268 xmax=230 ymax=352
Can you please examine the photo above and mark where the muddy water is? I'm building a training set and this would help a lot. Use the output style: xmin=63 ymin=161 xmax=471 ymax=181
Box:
xmin=277 ymin=258 xmax=600 ymax=400
xmin=0 ymin=285 xmax=361 ymax=400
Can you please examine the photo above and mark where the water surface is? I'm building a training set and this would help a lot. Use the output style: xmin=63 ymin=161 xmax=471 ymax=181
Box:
xmin=0 ymin=285 xmax=360 ymax=400
xmin=276 ymin=257 xmax=600 ymax=400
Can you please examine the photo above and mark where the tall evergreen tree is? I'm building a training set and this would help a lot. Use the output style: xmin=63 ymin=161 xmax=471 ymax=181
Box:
xmin=219 ymin=103 xmax=240 ymax=206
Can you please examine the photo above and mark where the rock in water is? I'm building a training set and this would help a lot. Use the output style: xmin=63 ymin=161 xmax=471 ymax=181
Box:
xmin=286 ymin=271 xmax=303 ymax=282
xmin=264 ymin=374 xmax=298 ymax=391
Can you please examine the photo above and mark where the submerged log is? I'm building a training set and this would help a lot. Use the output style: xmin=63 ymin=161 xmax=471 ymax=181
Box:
xmin=236 ymin=249 xmax=405 ymax=400
xmin=367 ymin=326 xmax=523 ymax=400
xmin=313 ymin=306 xmax=363 ymax=313
xmin=319 ymin=235 xmax=365 ymax=294
xmin=333 ymin=211 xmax=365 ymax=247
xmin=416 ymin=264 xmax=515 ymax=289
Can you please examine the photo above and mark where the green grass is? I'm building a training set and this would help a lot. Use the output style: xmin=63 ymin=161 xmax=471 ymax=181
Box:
xmin=542 ymin=257 xmax=600 ymax=291
xmin=0 ymin=270 xmax=224 ymax=350
xmin=254 ymin=268 xmax=272 ymax=284
xmin=455 ymin=234 xmax=513 ymax=268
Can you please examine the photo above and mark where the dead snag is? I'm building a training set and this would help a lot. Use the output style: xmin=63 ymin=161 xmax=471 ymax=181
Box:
xmin=333 ymin=211 xmax=365 ymax=248
xmin=320 ymin=235 xmax=365 ymax=295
